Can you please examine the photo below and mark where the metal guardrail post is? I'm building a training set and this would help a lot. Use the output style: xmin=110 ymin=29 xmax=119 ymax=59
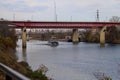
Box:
xmin=6 ymin=74 xmax=12 ymax=80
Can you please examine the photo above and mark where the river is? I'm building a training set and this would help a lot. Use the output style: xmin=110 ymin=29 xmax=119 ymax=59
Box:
xmin=15 ymin=39 xmax=120 ymax=80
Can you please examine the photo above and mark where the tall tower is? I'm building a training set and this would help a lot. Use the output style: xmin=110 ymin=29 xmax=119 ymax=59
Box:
xmin=96 ymin=10 xmax=99 ymax=22
xmin=93 ymin=10 xmax=100 ymax=33
xmin=54 ymin=0 xmax=57 ymax=21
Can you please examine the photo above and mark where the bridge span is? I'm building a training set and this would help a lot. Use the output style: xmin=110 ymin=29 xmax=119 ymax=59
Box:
xmin=12 ymin=21 xmax=120 ymax=28
xmin=11 ymin=21 xmax=120 ymax=48
xmin=1 ymin=21 xmax=120 ymax=48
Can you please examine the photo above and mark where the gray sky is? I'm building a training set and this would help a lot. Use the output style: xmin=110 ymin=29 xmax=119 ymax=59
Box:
xmin=0 ymin=0 xmax=120 ymax=21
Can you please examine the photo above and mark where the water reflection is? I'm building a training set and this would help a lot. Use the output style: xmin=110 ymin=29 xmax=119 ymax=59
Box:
xmin=100 ymin=44 xmax=105 ymax=47
xmin=16 ymin=40 xmax=120 ymax=80
xmin=22 ymin=48 xmax=27 ymax=62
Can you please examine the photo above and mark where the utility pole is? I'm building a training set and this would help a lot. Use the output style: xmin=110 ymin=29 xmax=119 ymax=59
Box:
xmin=13 ymin=13 xmax=15 ymax=21
xmin=54 ymin=0 xmax=57 ymax=21
xmin=70 ymin=16 xmax=72 ymax=21
xmin=31 ymin=15 xmax=33 ymax=21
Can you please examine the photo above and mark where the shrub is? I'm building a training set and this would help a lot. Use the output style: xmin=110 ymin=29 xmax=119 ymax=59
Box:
xmin=2 ymin=37 xmax=16 ymax=49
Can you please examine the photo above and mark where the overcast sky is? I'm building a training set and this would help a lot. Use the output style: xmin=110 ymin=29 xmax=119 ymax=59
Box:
xmin=0 ymin=0 xmax=120 ymax=21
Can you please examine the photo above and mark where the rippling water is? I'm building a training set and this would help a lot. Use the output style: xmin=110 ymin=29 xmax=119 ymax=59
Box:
xmin=16 ymin=39 xmax=120 ymax=80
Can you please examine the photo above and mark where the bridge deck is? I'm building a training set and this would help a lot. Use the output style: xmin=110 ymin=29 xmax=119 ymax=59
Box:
xmin=12 ymin=21 xmax=120 ymax=28
xmin=1 ymin=21 xmax=120 ymax=28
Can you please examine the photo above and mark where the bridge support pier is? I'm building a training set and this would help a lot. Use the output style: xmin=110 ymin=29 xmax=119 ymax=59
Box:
xmin=22 ymin=27 xmax=27 ymax=48
xmin=72 ymin=29 xmax=79 ymax=43
xmin=100 ymin=26 xmax=107 ymax=46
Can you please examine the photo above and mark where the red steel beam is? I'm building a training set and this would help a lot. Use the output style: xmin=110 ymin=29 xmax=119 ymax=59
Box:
xmin=12 ymin=21 xmax=120 ymax=28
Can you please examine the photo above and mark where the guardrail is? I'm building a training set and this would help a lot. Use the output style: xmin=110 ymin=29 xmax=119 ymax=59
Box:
xmin=0 ymin=63 xmax=30 ymax=80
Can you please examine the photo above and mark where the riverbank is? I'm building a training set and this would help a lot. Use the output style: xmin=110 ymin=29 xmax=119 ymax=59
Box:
xmin=112 ymin=39 xmax=120 ymax=44
xmin=0 ymin=38 xmax=49 ymax=80
xmin=0 ymin=45 xmax=50 ymax=80
xmin=0 ymin=47 xmax=28 ymax=79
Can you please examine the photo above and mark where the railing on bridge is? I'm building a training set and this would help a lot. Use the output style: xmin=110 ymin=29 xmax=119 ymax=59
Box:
xmin=0 ymin=63 xmax=30 ymax=80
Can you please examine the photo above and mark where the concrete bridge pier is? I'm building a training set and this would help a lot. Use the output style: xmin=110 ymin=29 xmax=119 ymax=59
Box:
xmin=22 ymin=27 xmax=27 ymax=48
xmin=72 ymin=29 xmax=79 ymax=43
xmin=100 ymin=26 xmax=107 ymax=46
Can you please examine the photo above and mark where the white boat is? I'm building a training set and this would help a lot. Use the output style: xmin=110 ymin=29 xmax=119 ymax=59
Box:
xmin=48 ymin=37 xmax=59 ymax=46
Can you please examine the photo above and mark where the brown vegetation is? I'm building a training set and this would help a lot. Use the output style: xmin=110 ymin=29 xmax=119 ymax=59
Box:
xmin=0 ymin=21 xmax=49 ymax=80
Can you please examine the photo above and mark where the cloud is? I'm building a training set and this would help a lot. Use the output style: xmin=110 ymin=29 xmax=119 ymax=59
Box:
xmin=0 ymin=0 xmax=49 ymax=13
xmin=0 ymin=0 xmax=120 ymax=21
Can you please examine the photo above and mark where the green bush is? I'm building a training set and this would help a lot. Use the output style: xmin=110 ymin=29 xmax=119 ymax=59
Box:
xmin=19 ymin=63 xmax=49 ymax=80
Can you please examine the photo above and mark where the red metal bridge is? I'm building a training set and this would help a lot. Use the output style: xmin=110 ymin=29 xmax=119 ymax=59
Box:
xmin=12 ymin=21 xmax=120 ymax=28
xmin=9 ymin=21 xmax=120 ymax=48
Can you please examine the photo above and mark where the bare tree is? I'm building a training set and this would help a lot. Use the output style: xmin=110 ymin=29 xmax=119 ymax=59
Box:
xmin=106 ymin=16 xmax=120 ymax=43
xmin=0 ymin=21 xmax=11 ymax=37
xmin=109 ymin=16 xmax=120 ymax=22
xmin=0 ymin=21 xmax=17 ymax=48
